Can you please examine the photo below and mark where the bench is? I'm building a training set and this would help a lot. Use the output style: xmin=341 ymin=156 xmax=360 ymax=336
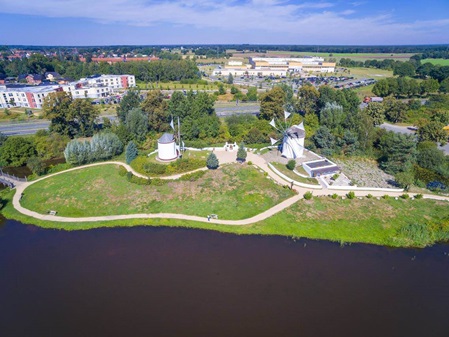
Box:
xmin=49 ymin=210 xmax=57 ymax=216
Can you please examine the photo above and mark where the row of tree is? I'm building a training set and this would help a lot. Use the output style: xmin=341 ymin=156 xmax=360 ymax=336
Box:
xmin=372 ymin=77 xmax=446 ymax=98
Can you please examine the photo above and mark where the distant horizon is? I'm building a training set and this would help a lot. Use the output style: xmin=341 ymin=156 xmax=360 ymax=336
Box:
xmin=3 ymin=43 xmax=449 ymax=48
xmin=1 ymin=0 xmax=448 ymax=46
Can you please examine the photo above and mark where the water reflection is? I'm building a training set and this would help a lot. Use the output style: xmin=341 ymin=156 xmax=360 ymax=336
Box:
xmin=0 ymin=220 xmax=448 ymax=337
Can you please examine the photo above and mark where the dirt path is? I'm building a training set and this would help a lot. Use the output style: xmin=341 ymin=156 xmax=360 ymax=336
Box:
xmin=11 ymin=152 xmax=449 ymax=225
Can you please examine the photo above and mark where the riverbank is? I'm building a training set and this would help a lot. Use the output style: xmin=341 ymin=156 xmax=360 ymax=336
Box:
xmin=2 ymin=189 xmax=448 ymax=248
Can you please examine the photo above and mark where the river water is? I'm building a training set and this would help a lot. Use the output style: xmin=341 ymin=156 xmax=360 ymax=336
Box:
xmin=1 ymin=219 xmax=449 ymax=337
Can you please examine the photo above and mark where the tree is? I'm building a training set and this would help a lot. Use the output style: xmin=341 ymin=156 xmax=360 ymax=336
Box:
xmin=117 ymin=89 xmax=141 ymax=123
xmin=42 ymin=92 xmax=99 ymax=138
xmin=379 ymin=132 xmax=417 ymax=174
xmin=417 ymin=144 xmax=446 ymax=171
xmin=420 ymin=79 xmax=440 ymax=96
xmin=395 ymin=170 xmax=415 ymax=190
xmin=383 ymin=97 xmax=407 ymax=123
xmin=246 ymin=87 xmax=258 ymax=101
xmin=0 ymin=137 xmax=36 ymax=167
xmin=27 ymin=156 xmax=46 ymax=176
xmin=286 ymin=159 xmax=296 ymax=170
xmin=0 ymin=132 xmax=7 ymax=147
xmin=206 ymin=152 xmax=219 ymax=169
xmin=319 ymin=102 xmax=345 ymax=130
xmin=141 ymin=90 xmax=169 ymax=132
xmin=393 ymin=62 xmax=415 ymax=77
xmin=312 ymin=126 xmax=335 ymax=155
xmin=34 ymin=131 xmax=70 ymax=160
xmin=125 ymin=141 xmax=138 ymax=164
xmin=42 ymin=91 xmax=75 ymax=137
xmin=417 ymin=121 xmax=447 ymax=144
xmin=296 ymin=85 xmax=319 ymax=115
xmin=439 ymin=78 xmax=449 ymax=93
xmin=68 ymin=98 xmax=99 ymax=137
xmin=217 ymin=83 xmax=226 ymax=95
xmin=125 ymin=108 xmax=149 ymax=142
xmin=365 ymin=102 xmax=385 ymax=126
xmin=227 ymin=73 xmax=234 ymax=84
xmin=259 ymin=86 xmax=285 ymax=120
xmin=90 ymin=133 xmax=123 ymax=160
xmin=236 ymin=142 xmax=247 ymax=162
xmin=372 ymin=79 xmax=390 ymax=97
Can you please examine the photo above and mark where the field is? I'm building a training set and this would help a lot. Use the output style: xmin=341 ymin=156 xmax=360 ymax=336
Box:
xmin=227 ymin=50 xmax=413 ymax=62
xmin=20 ymin=163 xmax=294 ymax=220
xmin=346 ymin=67 xmax=393 ymax=79
xmin=421 ymin=58 xmax=449 ymax=66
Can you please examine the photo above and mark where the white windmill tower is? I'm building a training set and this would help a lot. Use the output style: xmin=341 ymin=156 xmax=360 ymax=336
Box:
xmin=269 ymin=111 xmax=306 ymax=159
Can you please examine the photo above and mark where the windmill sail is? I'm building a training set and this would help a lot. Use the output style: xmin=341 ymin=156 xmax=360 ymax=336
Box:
xmin=284 ymin=111 xmax=291 ymax=120
xmin=270 ymin=137 xmax=278 ymax=146
xmin=269 ymin=118 xmax=276 ymax=128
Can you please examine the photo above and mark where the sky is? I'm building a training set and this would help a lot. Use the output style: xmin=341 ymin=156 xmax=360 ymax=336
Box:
xmin=0 ymin=0 xmax=448 ymax=46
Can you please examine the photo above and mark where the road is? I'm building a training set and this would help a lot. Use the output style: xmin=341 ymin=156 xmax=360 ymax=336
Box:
xmin=379 ymin=123 xmax=416 ymax=135
xmin=215 ymin=105 xmax=260 ymax=117
xmin=0 ymin=121 xmax=50 ymax=136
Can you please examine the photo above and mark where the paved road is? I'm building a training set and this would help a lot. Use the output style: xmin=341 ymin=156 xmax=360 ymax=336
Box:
xmin=11 ymin=151 xmax=449 ymax=225
xmin=379 ymin=123 xmax=416 ymax=135
xmin=0 ymin=121 xmax=50 ymax=136
xmin=215 ymin=105 xmax=260 ymax=117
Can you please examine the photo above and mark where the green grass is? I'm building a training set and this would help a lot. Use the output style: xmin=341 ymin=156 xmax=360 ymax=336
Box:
xmin=3 ymin=189 xmax=449 ymax=248
xmin=353 ymin=84 xmax=375 ymax=99
xmin=20 ymin=163 xmax=294 ymax=220
xmin=421 ymin=58 xmax=449 ymax=66
xmin=270 ymin=162 xmax=319 ymax=185
xmin=346 ymin=67 xmax=394 ymax=79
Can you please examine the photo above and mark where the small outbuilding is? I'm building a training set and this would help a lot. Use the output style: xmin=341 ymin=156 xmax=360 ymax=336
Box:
xmin=157 ymin=133 xmax=178 ymax=161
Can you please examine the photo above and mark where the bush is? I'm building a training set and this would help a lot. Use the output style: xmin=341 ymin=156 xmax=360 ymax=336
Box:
xmin=331 ymin=193 xmax=338 ymax=199
xmin=247 ymin=161 xmax=253 ymax=165
xmin=332 ymin=173 xmax=339 ymax=180
xmin=414 ymin=194 xmax=424 ymax=199
xmin=400 ymin=193 xmax=410 ymax=199
xmin=346 ymin=191 xmax=355 ymax=199
xmin=366 ymin=194 xmax=373 ymax=199
xmin=303 ymin=191 xmax=313 ymax=200
xmin=382 ymin=195 xmax=390 ymax=199
xmin=206 ymin=153 xmax=219 ymax=169
xmin=236 ymin=142 xmax=247 ymax=162
xmin=27 ymin=156 xmax=46 ymax=176
xmin=151 ymin=178 xmax=166 ymax=186
xmin=47 ymin=163 xmax=72 ymax=174
xmin=143 ymin=162 xmax=167 ymax=175
xmin=118 ymin=166 xmax=127 ymax=176
xmin=286 ymin=160 xmax=296 ymax=171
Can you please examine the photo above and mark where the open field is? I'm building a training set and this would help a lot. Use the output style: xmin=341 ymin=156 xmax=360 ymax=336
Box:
xmin=20 ymin=163 xmax=294 ymax=220
xmin=421 ymin=58 xmax=449 ymax=66
xmin=227 ymin=50 xmax=414 ymax=62
xmin=353 ymin=84 xmax=375 ymax=99
xmin=346 ymin=67 xmax=394 ymax=79
xmin=4 ymin=188 xmax=449 ymax=247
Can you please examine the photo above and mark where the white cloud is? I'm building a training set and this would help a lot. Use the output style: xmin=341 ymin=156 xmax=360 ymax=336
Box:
xmin=0 ymin=0 xmax=447 ymax=44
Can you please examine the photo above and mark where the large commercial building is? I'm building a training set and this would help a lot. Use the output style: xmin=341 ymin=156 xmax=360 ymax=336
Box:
xmin=0 ymin=74 xmax=136 ymax=108
xmin=213 ymin=57 xmax=336 ymax=77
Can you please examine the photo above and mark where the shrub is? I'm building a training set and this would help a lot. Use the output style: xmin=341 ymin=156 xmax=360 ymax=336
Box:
xmin=247 ymin=161 xmax=253 ymax=165
xmin=331 ymin=193 xmax=338 ymax=199
xmin=303 ymin=191 xmax=313 ymax=200
xmin=130 ymin=175 xmax=151 ymax=185
xmin=47 ymin=163 xmax=72 ymax=174
xmin=382 ymin=195 xmax=390 ymax=199
xmin=143 ymin=162 xmax=167 ymax=175
xmin=366 ymin=194 xmax=373 ymax=199
xmin=118 ymin=166 xmax=127 ymax=176
xmin=414 ymin=194 xmax=423 ymax=199
xmin=125 ymin=141 xmax=138 ymax=164
xmin=206 ymin=153 xmax=219 ymax=169
xmin=332 ymin=173 xmax=339 ymax=180
xmin=346 ymin=191 xmax=355 ymax=199
xmin=286 ymin=160 xmax=296 ymax=171
xmin=26 ymin=156 xmax=46 ymax=176
xmin=236 ymin=142 xmax=247 ymax=162
xmin=400 ymin=193 xmax=410 ymax=199
xmin=151 ymin=178 xmax=166 ymax=186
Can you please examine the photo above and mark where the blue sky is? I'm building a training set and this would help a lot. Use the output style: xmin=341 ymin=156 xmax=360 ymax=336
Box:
xmin=0 ymin=0 xmax=448 ymax=45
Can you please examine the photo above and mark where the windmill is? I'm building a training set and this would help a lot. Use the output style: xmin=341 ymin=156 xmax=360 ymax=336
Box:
xmin=269 ymin=111 xmax=305 ymax=159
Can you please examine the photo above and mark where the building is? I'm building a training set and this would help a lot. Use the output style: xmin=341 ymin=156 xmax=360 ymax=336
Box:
xmin=157 ymin=133 xmax=178 ymax=161
xmin=0 ymin=85 xmax=61 ymax=109
xmin=0 ymin=74 xmax=136 ymax=108
xmin=213 ymin=56 xmax=336 ymax=77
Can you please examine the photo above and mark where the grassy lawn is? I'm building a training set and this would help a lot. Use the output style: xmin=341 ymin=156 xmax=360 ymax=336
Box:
xmin=421 ymin=58 xmax=449 ymax=66
xmin=353 ymin=84 xmax=375 ymax=99
xmin=136 ymin=81 xmax=215 ymax=91
xmin=20 ymin=163 xmax=294 ymax=220
xmin=270 ymin=162 xmax=319 ymax=185
xmin=4 ymin=188 xmax=448 ymax=247
xmin=347 ymin=67 xmax=394 ymax=79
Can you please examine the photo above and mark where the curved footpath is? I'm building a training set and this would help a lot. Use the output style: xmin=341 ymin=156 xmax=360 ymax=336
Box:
xmin=11 ymin=151 xmax=449 ymax=225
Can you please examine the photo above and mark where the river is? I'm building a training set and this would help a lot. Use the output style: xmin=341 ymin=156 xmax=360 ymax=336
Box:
xmin=1 ymin=218 xmax=449 ymax=337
